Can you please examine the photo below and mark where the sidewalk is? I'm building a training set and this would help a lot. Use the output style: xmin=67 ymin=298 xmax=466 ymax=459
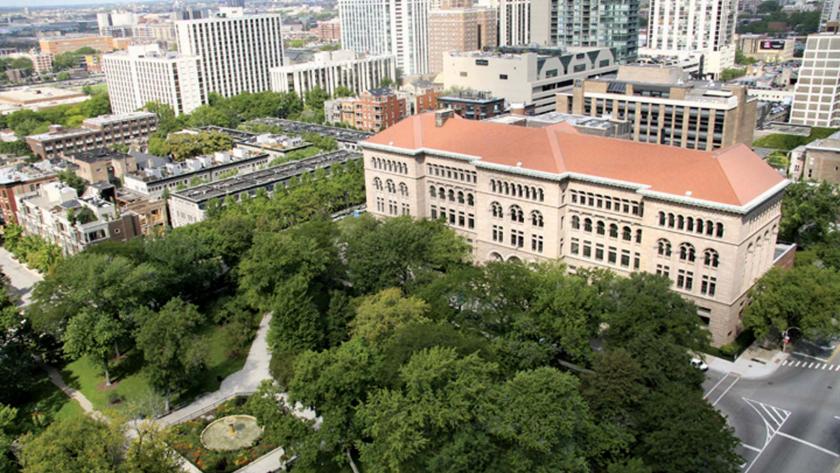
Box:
xmin=705 ymin=345 xmax=789 ymax=379
xmin=43 ymin=364 xmax=107 ymax=422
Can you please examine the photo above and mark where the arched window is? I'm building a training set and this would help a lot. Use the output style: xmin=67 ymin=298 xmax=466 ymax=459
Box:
xmin=467 ymin=193 xmax=474 ymax=206
xmin=531 ymin=210 xmax=544 ymax=227
xmin=705 ymin=220 xmax=714 ymax=236
xmin=525 ymin=187 xmax=531 ymax=199
xmin=490 ymin=180 xmax=496 ymax=193
xmin=704 ymin=249 xmax=719 ymax=268
xmin=447 ymin=189 xmax=455 ymax=201
xmin=596 ymin=220 xmax=605 ymax=235
xmin=635 ymin=229 xmax=642 ymax=244
xmin=686 ymin=217 xmax=694 ymax=232
xmin=374 ymin=177 xmax=382 ymax=191
xmin=503 ymin=182 xmax=510 ymax=195
xmin=572 ymin=215 xmax=580 ymax=230
xmin=399 ymin=182 xmax=408 ymax=197
xmin=510 ymin=205 xmax=524 ymax=223
xmin=584 ymin=218 xmax=593 ymax=232
xmin=696 ymin=219 xmax=704 ymax=234
xmin=386 ymin=179 xmax=396 ymax=193
xmin=658 ymin=211 xmax=666 ymax=226
xmin=537 ymin=188 xmax=544 ymax=202
xmin=677 ymin=215 xmax=684 ymax=230
xmin=679 ymin=243 xmax=696 ymax=262
xmin=657 ymin=239 xmax=672 ymax=257
xmin=516 ymin=184 xmax=523 ymax=197
xmin=622 ymin=226 xmax=632 ymax=241
xmin=491 ymin=201 xmax=502 ymax=218
xmin=457 ymin=191 xmax=464 ymax=204
xmin=667 ymin=213 xmax=675 ymax=228
xmin=716 ymin=222 xmax=724 ymax=238
xmin=429 ymin=185 xmax=436 ymax=198
xmin=609 ymin=223 xmax=618 ymax=238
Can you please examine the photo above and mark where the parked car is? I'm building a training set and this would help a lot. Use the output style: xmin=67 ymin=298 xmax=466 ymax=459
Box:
xmin=690 ymin=357 xmax=709 ymax=371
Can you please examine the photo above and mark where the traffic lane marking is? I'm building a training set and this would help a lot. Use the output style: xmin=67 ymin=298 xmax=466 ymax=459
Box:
xmin=711 ymin=374 xmax=741 ymax=407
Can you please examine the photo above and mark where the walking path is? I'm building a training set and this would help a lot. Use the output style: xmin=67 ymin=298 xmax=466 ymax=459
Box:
xmin=705 ymin=345 xmax=788 ymax=379
xmin=158 ymin=313 xmax=273 ymax=426
xmin=43 ymin=364 xmax=107 ymax=422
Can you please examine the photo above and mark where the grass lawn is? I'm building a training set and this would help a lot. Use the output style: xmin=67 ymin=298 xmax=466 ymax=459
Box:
xmin=60 ymin=323 xmax=251 ymax=415
xmin=13 ymin=371 xmax=84 ymax=436
xmin=753 ymin=127 xmax=839 ymax=151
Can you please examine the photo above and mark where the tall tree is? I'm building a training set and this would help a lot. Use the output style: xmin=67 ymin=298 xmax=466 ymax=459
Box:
xmin=779 ymin=181 xmax=840 ymax=247
xmin=123 ymin=422 xmax=183 ymax=473
xmin=63 ymin=308 xmax=126 ymax=385
xmin=135 ymin=298 xmax=206 ymax=411
xmin=19 ymin=416 xmax=123 ymax=473
xmin=350 ymin=288 xmax=430 ymax=342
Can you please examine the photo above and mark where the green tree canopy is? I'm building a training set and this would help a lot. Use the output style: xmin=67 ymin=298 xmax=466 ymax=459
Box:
xmin=19 ymin=416 xmax=123 ymax=473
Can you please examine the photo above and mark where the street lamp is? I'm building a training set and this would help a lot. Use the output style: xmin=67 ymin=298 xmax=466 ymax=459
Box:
xmin=782 ymin=326 xmax=801 ymax=353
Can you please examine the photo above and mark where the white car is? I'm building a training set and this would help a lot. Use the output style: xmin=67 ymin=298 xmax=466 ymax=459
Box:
xmin=691 ymin=357 xmax=709 ymax=371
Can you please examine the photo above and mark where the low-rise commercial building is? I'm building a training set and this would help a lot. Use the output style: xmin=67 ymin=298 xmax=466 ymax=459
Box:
xmin=168 ymin=150 xmax=361 ymax=227
xmin=312 ymin=19 xmax=341 ymax=42
xmin=788 ymin=130 xmax=840 ymax=183
xmin=0 ymin=164 xmax=57 ymax=225
xmin=440 ymin=47 xmax=618 ymax=114
xmin=16 ymin=182 xmax=141 ymax=255
xmin=245 ymin=118 xmax=373 ymax=151
xmin=61 ymin=148 xmax=138 ymax=184
xmin=438 ymin=90 xmax=506 ymax=120
xmin=737 ymin=35 xmax=796 ymax=62
xmin=25 ymin=112 xmax=158 ymax=160
xmin=556 ymin=65 xmax=757 ymax=151
xmin=362 ymin=110 xmax=788 ymax=345
xmin=270 ymin=50 xmax=396 ymax=99
xmin=0 ymin=86 xmax=88 ymax=115
xmin=39 ymin=35 xmax=115 ymax=54
xmin=325 ymin=89 xmax=407 ymax=132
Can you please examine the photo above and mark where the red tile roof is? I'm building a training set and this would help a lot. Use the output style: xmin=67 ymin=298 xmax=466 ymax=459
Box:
xmin=363 ymin=112 xmax=786 ymax=209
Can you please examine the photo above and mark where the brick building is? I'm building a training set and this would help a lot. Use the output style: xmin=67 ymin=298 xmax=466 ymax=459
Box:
xmin=25 ymin=112 xmax=157 ymax=160
xmin=325 ymin=88 xmax=407 ymax=132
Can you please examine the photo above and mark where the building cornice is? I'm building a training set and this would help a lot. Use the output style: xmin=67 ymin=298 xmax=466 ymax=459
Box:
xmin=361 ymin=141 xmax=790 ymax=215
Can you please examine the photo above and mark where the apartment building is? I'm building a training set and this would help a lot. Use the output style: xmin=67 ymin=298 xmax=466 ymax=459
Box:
xmin=38 ymin=35 xmax=115 ymax=55
xmin=788 ymin=130 xmax=840 ymax=183
xmin=361 ymin=110 xmax=788 ymax=345
xmin=175 ymin=7 xmax=285 ymax=98
xmin=440 ymin=46 xmax=618 ymax=114
xmin=325 ymin=89 xmax=407 ymax=132
xmin=313 ymin=19 xmax=341 ymax=42
xmin=646 ymin=0 xmax=739 ymax=76
xmin=0 ymin=164 xmax=57 ymax=225
xmin=16 ymin=182 xmax=141 ymax=255
xmin=498 ymin=0 xmax=640 ymax=62
xmin=428 ymin=2 xmax=497 ymax=75
xmin=556 ymin=65 xmax=757 ymax=151
xmin=168 ymin=150 xmax=360 ymax=227
xmin=338 ymin=0 xmax=432 ymax=75
xmin=399 ymin=80 xmax=441 ymax=115
xmin=103 ymin=44 xmax=204 ymax=116
xmin=821 ymin=0 xmax=840 ymax=32
xmin=270 ymin=50 xmax=396 ymax=99
xmin=25 ymin=112 xmax=158 ymax=160
xmin=790 ymin=34 xmax=840 ymax=127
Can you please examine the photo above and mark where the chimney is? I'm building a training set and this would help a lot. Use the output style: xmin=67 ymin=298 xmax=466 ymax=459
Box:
xmin=435 ymin=109 xmax=455 ymax=127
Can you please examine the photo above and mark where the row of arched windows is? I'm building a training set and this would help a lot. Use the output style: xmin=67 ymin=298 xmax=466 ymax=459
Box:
xmin=427 ymin=163 xmax=476 ymax=183
xmin=373 ymin=177 xmax=408 ymax=196
xmin=657 ymin=239 xmax=719 ymax=267
xmin=490 ymin=178 xmax=545 ymax=202
xmin=571 ymin=215 xmax=641 ymax=243
xmin=372 ymin=157 xmax=408 ymax=174
xmin=570 ymin=190 xmax=642 ymax=217
xmin=430 ymin=185 xmax=475 ymax=206
xmin=658 ymin=211 xmax=725 ymax=238
xmin=490 ymin=202 xmax=544 ymax=227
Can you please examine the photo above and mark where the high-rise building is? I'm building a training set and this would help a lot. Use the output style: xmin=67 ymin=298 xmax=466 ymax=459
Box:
xmin=498 ymin=0 xmax=639 ymax=63
xmin=646 ymin=0 xmax=738 ymax=76
xmin=821 ymin=0 xmax=840 ymax=32
xmin=790 ymin=34 xmax=840 ymax=128
xmin=338 ymin=0 xmax=432 ymax=76
xmin=362 ymin=110 xmax=789 ymax=345
xmin=428 ymin=0 xmax=497 ymax=74
xmin=103 ymin=44 xmax=204 ymax=116
xmin=225 ymin=0 xmax=246 ymax=7
xmin=175 ymin=7 xmax=285 ymax=97
xmin=270 ymin=50 xmax=396 ymax=98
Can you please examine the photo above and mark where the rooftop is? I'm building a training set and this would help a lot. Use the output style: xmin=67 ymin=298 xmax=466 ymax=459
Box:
xmin=0 ymin=86 xmax=85 ymax=105
xmin=83 ymin=111 xmax=156 ymax=127
xmin=363 ymin=112 xmax=787 ymax=212
xmin=247 ymin=118 xmax=372 ymax=143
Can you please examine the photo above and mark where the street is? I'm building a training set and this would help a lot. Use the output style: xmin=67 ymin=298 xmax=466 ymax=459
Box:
xmin=0 ymin=247 xmax=42 ymax=305
xmin=705 ymin=352 xmax=840 ymax=473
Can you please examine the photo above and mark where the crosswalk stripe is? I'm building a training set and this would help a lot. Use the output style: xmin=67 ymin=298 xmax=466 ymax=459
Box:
xmin=796 ymin=361 xmax=802 ymax=367
xmin=822 ymin=364 xmax=828 ymax=370
xmin=835 ymin=365 xmax=840 ymax=371
xmin=809 ymin=362 xmax=815 ymax=368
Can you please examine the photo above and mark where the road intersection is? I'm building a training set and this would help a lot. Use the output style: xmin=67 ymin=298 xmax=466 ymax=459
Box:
xmin=704 ymin=352 xmax=840 ymax=473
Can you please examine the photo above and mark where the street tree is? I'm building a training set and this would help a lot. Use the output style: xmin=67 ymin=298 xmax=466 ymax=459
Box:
xmin=743 ymin=265 xmax=840 ymax=342
xmin=135 ymin=298 xmax=206 ymax=411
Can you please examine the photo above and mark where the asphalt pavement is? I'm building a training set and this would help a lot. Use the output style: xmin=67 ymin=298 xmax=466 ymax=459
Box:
xmin=705 ymin=350 xmax=840 ymax=473
xmin=0 ymin=247 xmax=42 ymax=305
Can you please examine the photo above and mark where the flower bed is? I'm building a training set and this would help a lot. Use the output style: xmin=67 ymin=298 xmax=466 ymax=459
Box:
xmin=170 ymin=397 xmax=277 ymax=473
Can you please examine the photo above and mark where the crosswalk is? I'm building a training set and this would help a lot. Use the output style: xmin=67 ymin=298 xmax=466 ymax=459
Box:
xmin=780 ymin=359 xmax=840 ymax=371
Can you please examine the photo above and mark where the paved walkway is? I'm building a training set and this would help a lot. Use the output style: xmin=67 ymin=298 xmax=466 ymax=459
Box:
xmin=158 ymin=313 xmax=273 ymax=426
xmin=705 ymin=345 xmax=788 ymax=379
xmin=0 ymin=247 xmax=42 ymax=306
xmin=43 ymin=364 xmax=107 ymax=422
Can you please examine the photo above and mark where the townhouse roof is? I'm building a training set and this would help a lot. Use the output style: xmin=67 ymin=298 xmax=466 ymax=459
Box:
xmin=362 ymin=112 xmax=787 ymax=213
